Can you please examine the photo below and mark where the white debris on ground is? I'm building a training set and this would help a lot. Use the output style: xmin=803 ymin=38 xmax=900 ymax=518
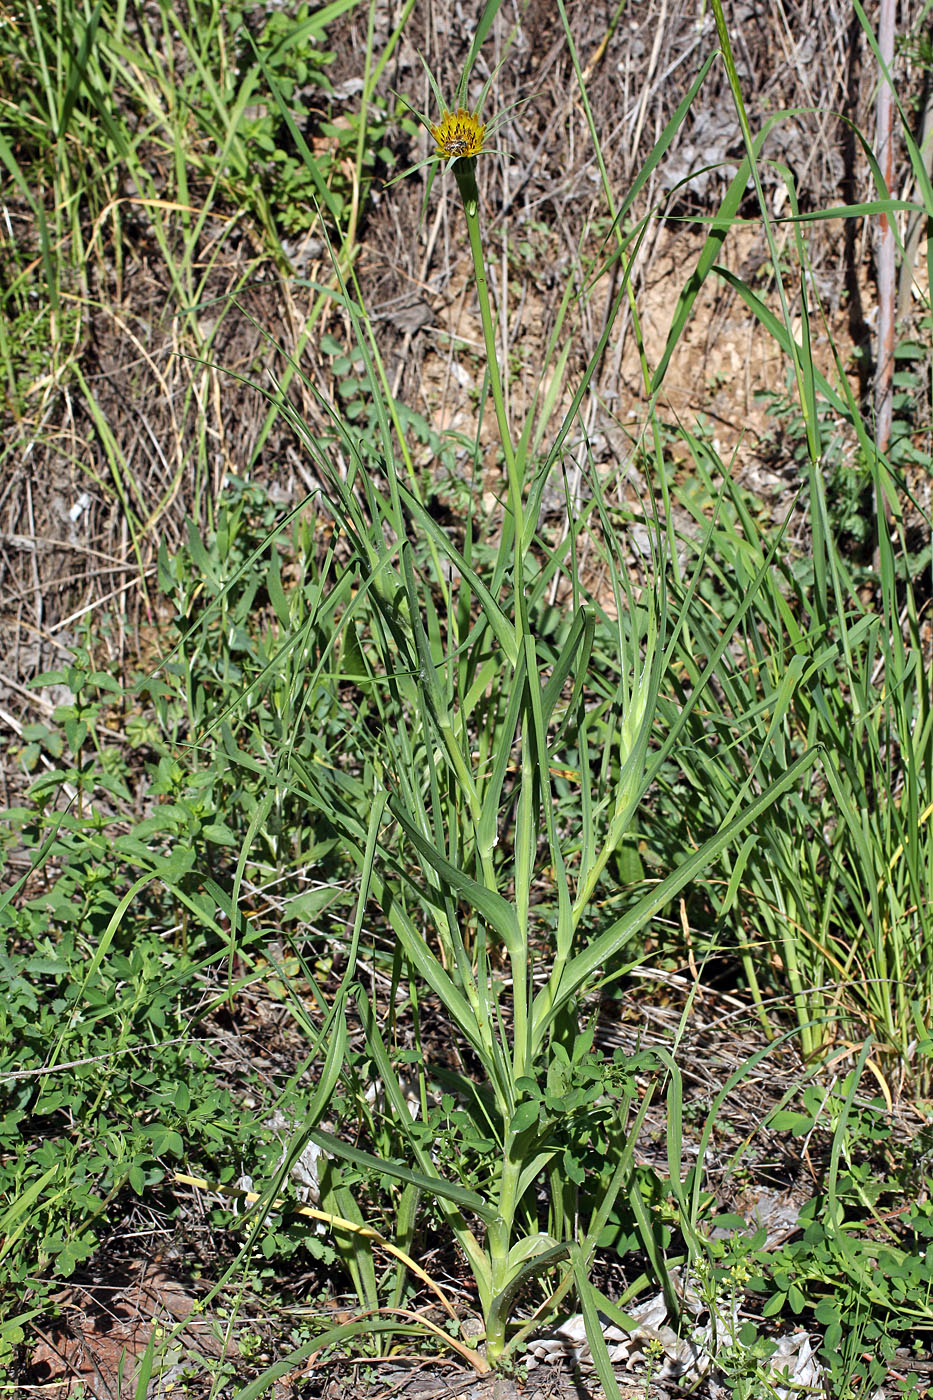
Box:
xmin=523 ymin=1269 xmax=829 ymax=1398
xmin=259 ymin=1110 xmax=328 ymax=1203
xmin=251 ymin=1077 xmax=423 ymax=1207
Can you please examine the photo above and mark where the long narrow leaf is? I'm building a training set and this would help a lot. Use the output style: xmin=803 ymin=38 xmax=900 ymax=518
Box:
xmin=307 ymin=1128 xmax=498 ymax=1223
xmin=536 ymin=747 xmax=821 ymax=1031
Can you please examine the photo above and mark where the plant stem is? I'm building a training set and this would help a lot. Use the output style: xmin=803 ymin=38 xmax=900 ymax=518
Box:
xmin=485 ymin=1151 xmax=524 ymax=1363
xmin=453 ymin=157 xmax=525 ymax=638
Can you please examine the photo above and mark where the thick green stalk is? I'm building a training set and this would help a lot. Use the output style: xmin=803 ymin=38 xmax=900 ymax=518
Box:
xmin=485 ymin=1150 xmax=525 ymax=1363
xmin=438 ymin=718 xmax=499 ymax=893
xmin=452 ymin=157 xmax=525 ymax=637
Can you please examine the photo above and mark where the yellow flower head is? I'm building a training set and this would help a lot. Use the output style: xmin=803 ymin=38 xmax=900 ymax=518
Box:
xmin=430 ymin=107 xmax=486 ymax=161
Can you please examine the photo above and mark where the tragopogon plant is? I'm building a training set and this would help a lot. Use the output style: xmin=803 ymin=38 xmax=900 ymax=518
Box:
xmin=289 ymin=51 xmax=820 ymax=1371
xmin=191 ymin=28 xmax=821 ymax=1379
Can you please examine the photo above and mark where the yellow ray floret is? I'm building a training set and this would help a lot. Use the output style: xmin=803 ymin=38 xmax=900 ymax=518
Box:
xmin=431 ymin=107 xmax=485 ymax=159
